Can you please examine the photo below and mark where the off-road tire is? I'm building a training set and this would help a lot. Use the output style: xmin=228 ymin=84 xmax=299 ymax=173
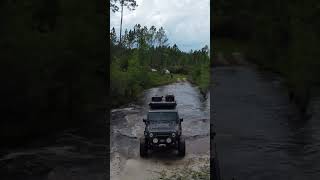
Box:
xmin=178 ymin=138 xmax=186 ymax=157
xmin=140 ymin=137 xmax=148 ymax=157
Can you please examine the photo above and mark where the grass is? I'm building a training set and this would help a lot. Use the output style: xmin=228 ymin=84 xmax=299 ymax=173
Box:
xmin=148 ymin=73 xmax=187 ymax=88
xmin=111 ymin=72 xmax=187 ymax=108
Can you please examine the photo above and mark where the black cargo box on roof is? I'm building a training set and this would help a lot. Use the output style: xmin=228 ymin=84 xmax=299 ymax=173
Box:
xmin=165 ymin=94 xmax=175 ymax=102
xmin=151 ymin=96 xmax=163 ymax=102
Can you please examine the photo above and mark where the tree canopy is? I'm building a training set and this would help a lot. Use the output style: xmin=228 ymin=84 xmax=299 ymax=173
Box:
xmin=110 ymin=0 xmax=138 ymax=12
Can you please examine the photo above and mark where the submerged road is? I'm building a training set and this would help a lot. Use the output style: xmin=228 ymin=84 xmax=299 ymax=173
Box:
xmin=212 ymin=66 xmax=320 ymax=180
xmin=111 ymin=80 xmax=210 ymax=180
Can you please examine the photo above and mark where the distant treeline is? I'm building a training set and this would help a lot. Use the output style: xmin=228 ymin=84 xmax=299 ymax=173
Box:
xmin=214 ymin=0 xmax=320 ymax=115
xmin=110 ymin=25 xmax=210 ymax=107
xmin=0 ymin=0 xmax=107 ymax=144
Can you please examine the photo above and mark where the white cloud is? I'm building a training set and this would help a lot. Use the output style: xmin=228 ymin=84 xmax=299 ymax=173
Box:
xmin=110 ymin=0 xmax=210 ymax=52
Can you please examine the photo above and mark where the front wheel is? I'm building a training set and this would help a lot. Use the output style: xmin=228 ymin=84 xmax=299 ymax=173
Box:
xmin=140 ymin=137 xmax=148 ymax=157
xmin=178 ymin=138 xmax=186 ymax=157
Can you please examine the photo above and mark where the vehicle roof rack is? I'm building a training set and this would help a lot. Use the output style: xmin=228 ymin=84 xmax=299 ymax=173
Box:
xmin=149 ymin=95 xmax=176 ymax=109
xmin=151 ymin=96 xmax=163 ymax=102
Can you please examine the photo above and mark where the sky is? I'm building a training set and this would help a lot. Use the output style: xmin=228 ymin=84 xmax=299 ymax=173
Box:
xmin=110 ymin=0 xmax=210 ymax=52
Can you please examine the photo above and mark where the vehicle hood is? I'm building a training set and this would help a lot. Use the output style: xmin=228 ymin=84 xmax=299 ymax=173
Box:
xmin=148 ymin=121 xmax=178 ymax=132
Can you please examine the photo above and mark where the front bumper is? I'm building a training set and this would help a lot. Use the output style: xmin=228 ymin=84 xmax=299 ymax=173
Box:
xmin=147 ymin=136 xmax=178 ymax=148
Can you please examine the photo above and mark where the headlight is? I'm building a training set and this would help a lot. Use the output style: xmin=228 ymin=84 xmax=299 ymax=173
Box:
xmin=166 ymin=138 xmax=172 ymax=143
xmin=172 ymin=133 xmax=176 ymax=137
xmin=149 ymin=133 xmax=153 ymax=138
xmin=153 ymin=138 xmax=158 ymax=143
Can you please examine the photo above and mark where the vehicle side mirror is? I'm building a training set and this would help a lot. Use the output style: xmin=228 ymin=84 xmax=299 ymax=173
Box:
xmin=180 ymin=118 xmax=183 ymax=122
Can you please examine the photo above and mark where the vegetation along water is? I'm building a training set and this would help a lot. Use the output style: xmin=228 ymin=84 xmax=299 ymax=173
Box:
xmin=110 ymin=25 xmax=210 ymax=107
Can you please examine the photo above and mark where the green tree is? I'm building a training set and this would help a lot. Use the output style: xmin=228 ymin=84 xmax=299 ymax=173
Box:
xmin=148 ymin=26 xmax=157 ymax=47
xmin=110 ymin=27 xmax=117 ymax=45
xmin=110 ymin=0 xmax=138 ymax=45
xmin=156 ymin=27 xmax=169 ymax=47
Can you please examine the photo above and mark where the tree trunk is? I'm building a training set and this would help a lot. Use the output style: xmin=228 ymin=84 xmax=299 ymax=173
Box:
xmin=119 ymin=1 xmax=124 ymax=45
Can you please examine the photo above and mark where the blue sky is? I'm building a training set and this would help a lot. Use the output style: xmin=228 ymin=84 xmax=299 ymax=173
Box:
xmin=110 ymin=0 xmax=210 ymax=52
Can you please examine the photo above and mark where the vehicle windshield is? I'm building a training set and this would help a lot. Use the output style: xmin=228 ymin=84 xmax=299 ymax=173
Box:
xmin=148 ymin=112 xmax=178 ymax=122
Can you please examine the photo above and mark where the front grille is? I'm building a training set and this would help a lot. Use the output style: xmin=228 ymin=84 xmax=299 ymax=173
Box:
xmin=155 ymin=132 xmax=170 ymax=137
xmin=154 ymin=133 xmax=175 ymax=144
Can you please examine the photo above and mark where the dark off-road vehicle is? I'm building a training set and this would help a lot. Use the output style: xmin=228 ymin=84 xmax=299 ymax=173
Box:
xmin=140 ymin=95 xmax=185 ymax=157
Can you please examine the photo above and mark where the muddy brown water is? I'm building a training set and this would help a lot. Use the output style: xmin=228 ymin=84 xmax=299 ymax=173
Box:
xmin=111 ymin=80 xmax=210 ymax=180
xmin=213 ymin=66 xmax=320 ymax=180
